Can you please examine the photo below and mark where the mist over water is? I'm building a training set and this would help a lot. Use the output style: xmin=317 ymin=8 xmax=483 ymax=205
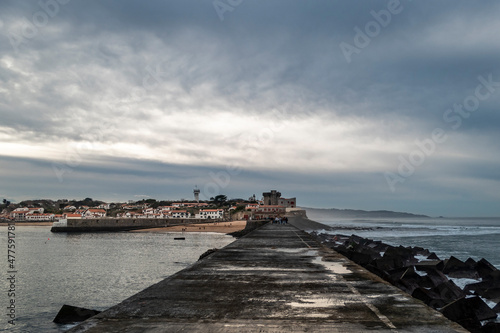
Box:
xmin=307 ymin=211 xmax=500 ymax=269
xmin=0 ymin=226 xmax=235 ymax=332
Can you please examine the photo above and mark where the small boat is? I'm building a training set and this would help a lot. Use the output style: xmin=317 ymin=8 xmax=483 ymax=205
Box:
xmin=174 ymin=237 xmax=185 ymax=240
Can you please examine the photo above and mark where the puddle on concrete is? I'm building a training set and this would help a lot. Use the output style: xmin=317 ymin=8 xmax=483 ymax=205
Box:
xmin=302 ymin=313 xmax=331 ymax=318
xmin=273 ymin=248 xmax=352 ymax=276
xmin=312 ymin=256 xmax=351 ymax=275
xmin=289 ymin=296 xmax=345 ymax=308
xmin=303 ymin=250 xmax=318 ymax=256
xmin=217 ymin=265 xmax=305 ymax=272
xmin=272 ymin=248 xmax=305 ymax=254
xmin=365 ymin=293 xmax=404 ymax=300
xmin=272 ymin=248 xmax=317 ymax=256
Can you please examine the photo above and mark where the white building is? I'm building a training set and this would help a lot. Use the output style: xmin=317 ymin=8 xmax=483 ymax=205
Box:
xmin=84 ymin=209 xmax=107 ymax=218
xmin=197 ymin=209 xmax=224 ymax=219
xmin=120 ymin=211 xmax=146 ymax=218
xmin=97 ymin=203 xmax=110 ymax=210
xmin=171 ymin=210 xmax=191 ymax=218
xmin=278 ymin=197 xmax=296 ymax=208
xmin=143 ymin=207 xmax=156 ymax=215
xmin=10 ymin=207 xmax=44 ymax=220
xmin=25 ymin=213 xmax=55 ymax=221
xmin=10 ymin=208 xmax=28 ymax=220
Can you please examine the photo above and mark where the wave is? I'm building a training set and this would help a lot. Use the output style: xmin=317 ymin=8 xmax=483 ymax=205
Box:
xmin=308 ymin=215 xmax=500 ymax=269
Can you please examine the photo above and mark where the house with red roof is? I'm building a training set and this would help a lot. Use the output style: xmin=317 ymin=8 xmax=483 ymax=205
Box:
xmin=84 ymin=208 xmax=107 ymax=218
xmin=253 ymin=205 xmax=286 ymax=219
xmin=64 ymin=213 xmax=83 ymax=219
xmin=10 ymin=207 xmax=45 ymax=220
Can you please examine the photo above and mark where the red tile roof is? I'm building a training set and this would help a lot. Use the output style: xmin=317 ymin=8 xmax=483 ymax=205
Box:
xmin=88 ymin=209 xmax=106 ymax=213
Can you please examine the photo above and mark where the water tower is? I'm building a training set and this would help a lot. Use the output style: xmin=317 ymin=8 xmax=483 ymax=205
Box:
xmin=193 ymin=186 xmax=200 ymax=203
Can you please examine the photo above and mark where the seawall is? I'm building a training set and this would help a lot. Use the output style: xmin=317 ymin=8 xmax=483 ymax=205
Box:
xmin=50 ymin=218 xmax=217 ymax=232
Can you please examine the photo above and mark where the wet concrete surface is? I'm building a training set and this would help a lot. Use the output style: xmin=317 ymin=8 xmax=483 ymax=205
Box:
xmin=68 ymin=223 xmax=467 ymax=332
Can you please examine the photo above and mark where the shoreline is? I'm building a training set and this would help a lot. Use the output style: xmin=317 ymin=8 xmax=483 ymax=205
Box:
xmin=130 ymin=220 xmax=247 ymax=234
xmin=0 ymin=220 xmax=248 ymax=233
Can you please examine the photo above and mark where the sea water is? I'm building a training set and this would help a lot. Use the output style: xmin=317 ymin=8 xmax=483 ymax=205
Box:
xmin=306 ymin=211 xmax=500 ymax=269
xmin=0 ymin=226 xmax=236 ymax=332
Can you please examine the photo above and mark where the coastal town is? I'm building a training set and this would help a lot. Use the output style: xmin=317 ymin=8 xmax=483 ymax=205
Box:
xmin=0 ymin=189 xmax=297 ymax=223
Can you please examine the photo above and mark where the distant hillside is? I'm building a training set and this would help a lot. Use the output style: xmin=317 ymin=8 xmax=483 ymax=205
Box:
xmin=302 ymin=207 xmax=429 ymax=218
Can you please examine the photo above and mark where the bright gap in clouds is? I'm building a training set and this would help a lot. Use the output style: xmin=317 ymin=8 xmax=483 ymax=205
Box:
xmin=1 ymin=110 xmax=406 ymax=172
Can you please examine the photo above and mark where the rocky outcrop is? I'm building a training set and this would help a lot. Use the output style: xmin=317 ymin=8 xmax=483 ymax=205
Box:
xmin=198 ymin=248 xmax=218 ymax=261
xmin=311 ymin=232 xmax=500 ymax=333
xmin=441 ymin=297 xmax=497 ymax=332
xmin=53 ymin=304 xmax=101 ymax=324
xmin=443 ymin=256 xmax=480 ymax=279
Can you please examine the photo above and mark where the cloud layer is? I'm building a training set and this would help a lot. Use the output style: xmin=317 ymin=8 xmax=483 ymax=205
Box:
xmin=1 ymin=0 xmax=499 ymax=216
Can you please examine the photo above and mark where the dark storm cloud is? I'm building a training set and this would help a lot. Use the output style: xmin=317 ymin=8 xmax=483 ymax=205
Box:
xmin=3 ymin=1 xmax=499 ymax=122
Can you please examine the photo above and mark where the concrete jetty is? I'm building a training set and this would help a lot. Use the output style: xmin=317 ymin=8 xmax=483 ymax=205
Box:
xmin=51 ymin=218 xmax=217 ymax=232
xmin=68 ymin=222 xmax=467 ymax=332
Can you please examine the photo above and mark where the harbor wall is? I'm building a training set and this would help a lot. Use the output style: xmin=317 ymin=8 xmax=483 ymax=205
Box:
xmin=50 ymin=218 xmax=215 ymax=232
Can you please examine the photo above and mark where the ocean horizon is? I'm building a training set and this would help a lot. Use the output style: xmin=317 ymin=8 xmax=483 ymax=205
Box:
xmin=305 ymin=210 xmax=500 ymax=270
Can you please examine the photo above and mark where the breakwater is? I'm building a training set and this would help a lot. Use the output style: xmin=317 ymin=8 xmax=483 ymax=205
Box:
xmin=68 ymin=222 xmax=465 ymax=332
xmin=311 ymin=232 xmax=500 ymax=332
xmin=50 ymin=218 xmax=216 ymax=232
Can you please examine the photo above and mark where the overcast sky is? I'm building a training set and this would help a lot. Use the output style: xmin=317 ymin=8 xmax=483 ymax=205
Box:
xmin=1 ymin=1 xmax=499 ymax=216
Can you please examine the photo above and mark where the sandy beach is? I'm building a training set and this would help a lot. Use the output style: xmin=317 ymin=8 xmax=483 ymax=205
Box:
xmin=131 ymin=220 xmax=247 ymax=234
